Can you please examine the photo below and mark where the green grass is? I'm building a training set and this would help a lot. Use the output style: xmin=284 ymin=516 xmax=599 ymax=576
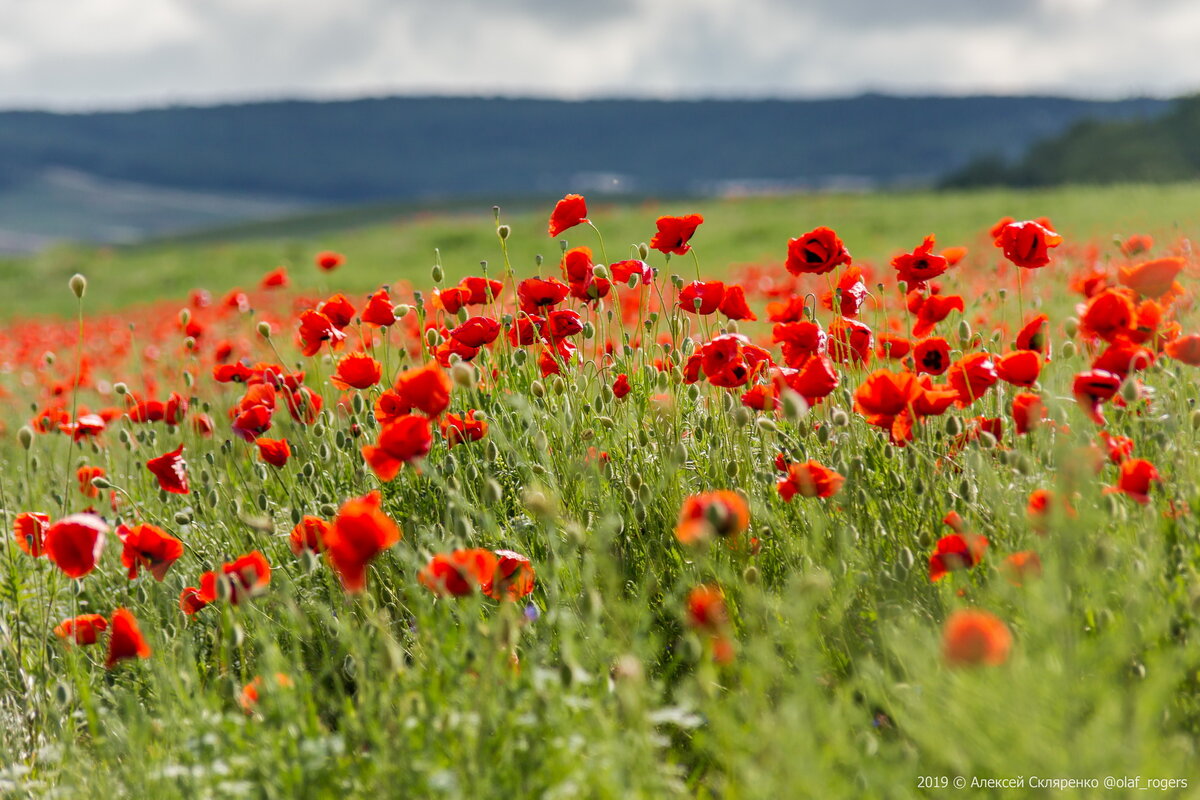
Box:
xmin=4 ymin=182 xmax=1200 ymax=318
xmin=1 ymin=185 xmax=1199 ymax=797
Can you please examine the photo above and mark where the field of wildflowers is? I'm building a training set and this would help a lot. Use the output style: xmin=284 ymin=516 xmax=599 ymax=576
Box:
xmin=1 ymin=187 xmax=1199 ymax=797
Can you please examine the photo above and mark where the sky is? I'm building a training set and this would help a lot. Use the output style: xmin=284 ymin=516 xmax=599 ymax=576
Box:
xmin=1 ymin=0 xmax=1198 ymax=109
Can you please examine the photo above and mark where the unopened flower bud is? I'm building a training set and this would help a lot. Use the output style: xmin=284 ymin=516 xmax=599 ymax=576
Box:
xmin=431 ymin=264 xmax=444 ymax=284
xmin=257 ymin=321 xmax=272 ymax=338
xmin=450 ymin=361 xmax=476 ymax=389
xmin=17 ymin=426 xmax=34 ymax=450
xmin=637 ymin=243 xmax=650 ymax=260
xmin=497 ymin=224 xmax=511 ymax=240
xmin=90 ymin=475 xmax=112 ymax=490
xmin=593 ymin=264 xmax=609 ymax=280
xmin=69 ymin=273 xmax=87 ymax=299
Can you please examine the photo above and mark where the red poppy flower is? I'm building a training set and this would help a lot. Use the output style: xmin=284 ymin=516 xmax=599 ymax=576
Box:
xmin=232 ymin=403 xmax=274 ymax=442
xmin=892 ymin=235 xmax=949 ymax=285
xmin=548 ymin=193 xmax=589 ymax=237
xmin=297 ymin=310 xmax=346 ymax=357
xmin=910 ymin=291 xmax=965 ymax=338
xmin=1072 ymin=369 xmax=1122 ymax=425
xmin=538 ymin=339 xmax=577 ymax=377
xmin=77 ymin=465 xmax=104 ymax=498
xmin=441 ymin=412 xmax=488 ymax=447
xmin=718 ymin=285 xmax=757 ymax=321
xmin=685 ymin=584 xmax=734 ymax=664
xmin=290 ymin=515 xmax=330 ymax=555
xmin=1079 ymin=289 xmax=1137 ymax=344
xmin=612 ymin=374 xmax=631 ymax=399
xmin=199 ymin=551 xmax=272 ymax=606
xmin=1011 ymin=392 xmax=1046 ymax=435
xmin=105 ymin=608 xmax=151 ymax=669
xmin=777 ymin=460 xmax=845 ymax=501
xmin=544 ymin=309 xmax=583 ymax=340
xmin=432 ymin=286 xmax=469 ymax=315
xmin=317 ymin=294 xmax=355 ymax=329
xmin=518 ymin=277 xmax=571 ymax=315
xmin=1104 ymin=458 xmax=1161 ymax=504
xmin=118 ymin=523 xmax=183 ymax=581
xmin=362 ymin=289 xmax=396 ymax=327
xmin=238 ymin=672 xmax=294 ymax=713
xmin=928 ymin=533 xmax=988 ymax=581
xmin=331 ymin=352 xmax=382 ymax=390
xmin=315 ymin=251 xmax=345 ymax=271
xmin=679 ymin=280 xmax=725 ymax=315
xmin=560 ymin=246 xmax=594 ymax=283
xmin=773 ymin=320 xmax=828 ymax=368
xmin=1091 ymin=342 xmax=1153 ymax=379
xmin=1027 ymin=488 xmax=1074 ymax=534
xmin=913 ymin=338 xmax=951 ymax=376
xmin=390 ymin=362 xmax=452 ymax=418
xmin=450 ymin=316 xmax=501 ymax=348
xmin=1120 ymin=234 xmax=1153 ymax=256
xmin=1098 ymin=431 xmax=1134 ymax=463
xmin=456 ymin=276 xmax=504 ymax=306
xmin=179 ymin=587 xmax=209 ymax=615
xmin=994 ymin=220 xmax=1062 ymax=268
xmin=820 ymin=265 xmax=869 ymax=318
xmin=14 ymin=511 xmax=50 ymax=557
xmin=60 ymin=413 xmax=106 ymax=441
xmin=876 ymin=333 xmax=912 ymax=360
xmin=419 ymin=548 xmax=498 ymax=596
xmin=255 ymin=437 xmax=292 ymax=467
xmin=828 ymin=317 xmax=873 ymax=364
xmin=854 ymin=369 xmax=923 ymax=442
xmin=260 ymin=266 xmax=289 ymax=288
xmin=1001 ymin=551 xmax=1043 ymax=586
xmin=45 ymin=513 xmax=108 ymax=579
xmin=1015 ymin=313 xmax=1050 ymax=353
xmin=1164 ymin=334 xmax=1200 ymax=366
xmin=650 ymin=214 xmax=704 ymax=256
xmin=54 ymin=614 xmax=108 ymax=645
xmin=675 ymin=490 xmax=750 ymax=544
xmin=786 ymin=227 xmax=851 ymax=276
xmin=508 ymin=314 xmax=545 ymax=347
xmin=147 ymin=444 xmax=189 ymax=495
xmin=942 ymin=609 xmax=1011 ymax=667
xmin=995 ymin=350 xmax=1042 ymax=387
xmin=948 ymin=352 xmax=998 ymax=405
xmin=487 ymin=550 xmax=536 ymax=600
xmin=1118 ymin=257 xmax=1183 ymax=299
xmin=610 ymin=259 xmax=654 ymax=284
xmin=695 ymin=334 xmax=772 ymax=388
xmin=780 ymin=355 xmax=840 ymax=405
xmin=327 ymin=491 xmax=401 ymax=593
xmin=362 ymin=415 xmax=433 ymax=481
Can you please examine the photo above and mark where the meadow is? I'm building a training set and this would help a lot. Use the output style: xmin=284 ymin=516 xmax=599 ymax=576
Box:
xmin=0 ymin=184 xmax=1199 ymax=798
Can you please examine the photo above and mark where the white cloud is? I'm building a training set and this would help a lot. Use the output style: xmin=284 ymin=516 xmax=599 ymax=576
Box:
xmin=0 ymin=0 xmax=1195 ymax=109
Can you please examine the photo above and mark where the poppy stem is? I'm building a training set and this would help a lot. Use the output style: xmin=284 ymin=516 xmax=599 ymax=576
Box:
xmin=587 ymin=221 xmax=609 ymax=269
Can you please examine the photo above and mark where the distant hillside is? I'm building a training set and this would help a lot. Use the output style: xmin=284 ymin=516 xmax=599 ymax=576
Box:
xmin=943 ymin=94 xmax=1200 ymax=188
xmin=0 ymin=94 xmax=1170 ymax=249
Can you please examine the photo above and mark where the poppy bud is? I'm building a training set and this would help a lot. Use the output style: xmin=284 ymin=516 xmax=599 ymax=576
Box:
xmin=637 ymin=243 xmax=650 ymax=260
xmin=582 ymin=321 xmax=595 ymax=339
xmin=957 ymin=320 xmax=972 ymax=345
xmin=816 ymin=424 xmax=830 ymax=444
xmin=69 ymin=273 xmax=87 ymax=299
xmin=523 ymin=488 xmax=556 ymax=519
xmin=185 ymin=337 xmax=196 ymax=350
xmin=431 ymin=265 xmax=444 ymax=284
xmin=945 ymin=416 xmax=963 ymax=436
xmin=497 ymin=224 xmax=511 ymax=240
xmin=756 ymin=417 xmax=778 ymax=434
xmin=1191 ymin=410 xmax=1200 ymax=430
xmin=1120 ymin=379 xmax=1139 ymax=403
xmin=17 ymin=425 xmax=33 ymax=450
xmin=627 ymin=273 xmax=641 ymax=289
xmin=743 ymin=566 xmax=759 ymax=585
xmin=90 ymin=475 xmax=111 ymax=490
xmin=1064 ymin=318 xmax=1079 ymax=338
xmin=1061 ymin=341 xmax=1077 ymax=359
xmin=394 ymin=304 xmax=411 ymax=318
xmin=977 ymin=432 xmax=998 ymax=449
xmin=958 ymin=477 xmax=974 ymax=502
xmin=831 ymin=409 xmax=850 ymax=427
xmin=425 ymin=328 xmax=442 ymax=347
xmin=484 ymin=479 xmax=503 ymax=504
xmin=725 ymin=460 xmax=738 ymax=479
xmin=174 ymin=510 xmax=192 ymax=526
xmin=450 ymin=361 xmax=476 ymax=389
xmin=551 ymin=376 xmax=566 ymax=395
xmin=257 ymin=321 xmax=271 ymax=338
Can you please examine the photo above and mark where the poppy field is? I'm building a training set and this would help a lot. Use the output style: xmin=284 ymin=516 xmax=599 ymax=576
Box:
xmin=2 ymin=186 xmax=1200 ymax=796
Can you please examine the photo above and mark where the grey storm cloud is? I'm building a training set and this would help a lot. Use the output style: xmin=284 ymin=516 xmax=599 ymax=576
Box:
xmin=0 ymin=0 xmax=1197 ymax=108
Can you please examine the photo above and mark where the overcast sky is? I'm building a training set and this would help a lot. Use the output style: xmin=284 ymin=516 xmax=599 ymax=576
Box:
xmin=1 ymin=0 xmax=1197 ymax=109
